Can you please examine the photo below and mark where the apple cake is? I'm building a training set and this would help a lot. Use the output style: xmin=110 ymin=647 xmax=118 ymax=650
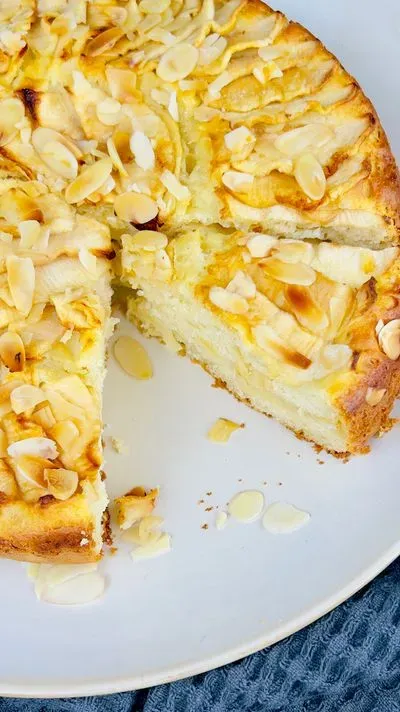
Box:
xmin=0 ymin=0 xmax=399 ymax=562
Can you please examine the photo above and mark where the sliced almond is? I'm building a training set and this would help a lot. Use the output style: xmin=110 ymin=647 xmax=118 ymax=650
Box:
xmin=222 ymin=171 xmax=254 ymax=193
xmin=130 ymin=230 xmax=168 ymax=252
xmin=130 ymin=131 xmax=155 ymax=171
xmin=156 ymin=43 xmax=199 ymax=82
xmin=198 ymin=33 xmax=227 ymax=66
xmin=49 ymin=420 xmax=80 ymax=451
xmin=85 ymin=27 xmax=123 ymax=57
xmin=113 ymin=336 xmax=153 ymax=379
xmin=44 ymin=467 xmax=78 ymax=500
xmin=0 ymin=331 xmax=25 ymax=371
xmin=209 ymin=286 xmax=249 ymax=315
xmin=131 ymin=532 xmax=171 ymax=560
xmin=106 ymin=67 xmax=137 ymax=103
xmin=246 ymin=234 xmax=277 ymax=259
xmin=32 ymin=128 xmax=82 ymax=160
xmin=262 ymin=257 xmax=316 ymax=286
xmin=224 ymin=126 xmax=255 ymax=153
xmin=377 ymin=319 xmax=400 ymax=360
xmin=226 ymin=270 xmax=256 ymax=299
xmin=375 ymin=319 xmax=384 ymax=337
xmin=207 ymin=70 xmax=232 ymax=97
xmin=8 ymin=437 xmax=58 ymax=460
xmin=19 ymin=220 xmax=41 ymax=249
xmin=207 ymin=418 xmax=244 ymax=443
xmin=0 ymin=98 xmax=25 ymax=146
xmin=37 ymin=140 xmax=78 ymax=180
xmin=167 ymin=91 xmax=178 ymax=121
xmin=294 ymin=153 xmax=326 ymax=201
xmin=272 ymin=240 xmax=314 ymax=264
xmin=14 ymin=455 xmax=51 ymax=490
xmin=107 ymin=137 xmax=128 ymax=177
xmin=160 ymin=170 xmax=190 ymax=201
xmin=36 ymin=571 xmax=105 ymax=605
xmin=365 ymin=387 xmax=386 ymax=406
xmin=10 ymin=385 xmax=45 ymax=415
xmin=274 ymin=124 xmax=334 ymax=157
xmin=96 ymin=98 xmax=122 ymax=127
xmin=6 ymin=255 xmax=35 ymax=316
xmin=228 ymin=490 xmax=264 ymax=523
xmin=78 ymin=248 xmax=97 ymax=275
xmin=31 ymin=405 xmax=56 ymax=430
xmin=65 ymin=158 xmax=113 ymax=204
xmin=114 ymin=192 xmax=158 ymax=224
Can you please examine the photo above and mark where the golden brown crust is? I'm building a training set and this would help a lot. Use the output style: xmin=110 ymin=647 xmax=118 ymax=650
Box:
xmin=0 ymin=494 xmax=99 ymax=563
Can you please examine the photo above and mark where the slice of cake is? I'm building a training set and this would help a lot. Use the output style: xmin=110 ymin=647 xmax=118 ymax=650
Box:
xmin=123 ymin=225 xmax=400 ymax=454
xmin=0 ymin=176 xmax=112 ymax=561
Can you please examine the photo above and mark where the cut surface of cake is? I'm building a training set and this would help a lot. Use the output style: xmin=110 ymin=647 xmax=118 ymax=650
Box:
xmin=0 ymin=0 xmax=400 ymax=562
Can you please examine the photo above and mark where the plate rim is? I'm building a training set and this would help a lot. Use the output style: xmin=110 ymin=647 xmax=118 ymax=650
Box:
xmin=2 ymin=540 xmax=399 ymax=699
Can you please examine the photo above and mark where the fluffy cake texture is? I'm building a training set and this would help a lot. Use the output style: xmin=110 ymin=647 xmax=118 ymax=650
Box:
xmin=0 ymin=0 xmax=399 ymax=562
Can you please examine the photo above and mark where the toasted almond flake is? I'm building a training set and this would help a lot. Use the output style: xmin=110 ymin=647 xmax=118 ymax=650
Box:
xmin=79 ymin=248 xmax=97 ymax=275
xmin=160 ymin=170 xmax=190 ymax=201
xmin=157 ymin=43 xmax=199 ymax=82
xmin=106 ymin=137 xmax=128 ymax=177
xmin=365 ymin=387 xmax=386 ymax=406
xmin=148 ymin=28 xmax=176 ymax=45
xmin=114 ymin=193 xmax=158 ymax=224
xmin=215 ymin=511 xmax=228 ymax=530
xmin=49 ymin=420 xmax=80 ymax=451
xmin=224 ymin=126 xmax=255 ymax=153
xmin=32 ymin=128 xmax=82 ymax=160
xmin=39 ymin=140 xmax=78 ymax=180
xmin=294 ymin=153 xmax=326 ymax=201
xmin=262 ymin=257 xmax=316 ymax=286
xmin=262 ymin=502 xmax=310 ymax=534
xmin=246 ymin=233 xmax=277 ymax=258
xmin=258 ymin=46 xmax=281 ymax=61
xmin=31 ymin=405 xmax=56 ymax=430
xmin=113 ymin=336 xmax=153 ymax=379
xmin=96 ymin=98 xmax=122 ymax=126
xmin=85 ymin=27 xmax=123 ymax=57
xmin=209 ymin=286 xmax=249 ymax=315
xmin=275 ymin=124 xmax=334 ymax=157
xmin=10 ymin=385 xmax=46 ymax=415
xmin=6 ymin=255 xmax=35 ymax=316
xmin=0 ymin=331 xmax=25 ymax=371
xmin=19 ymin=220 xmax=41 ymax=249
xmin=44 ymin=467 xmax=78 ymax=500
xmin=377 ymin=319 xmax=400 ymax=360
xmin=198 ymin=33 xmax=227 ymax=65
xmin=375 ymin=319 xmax=384 ymax=336
xmin=65 ymin=158 xmax=113 ymax=204
xmin=208 ymin=70 xmax=232 ymax=97
xmin=168 ymin=91 xmax=179 ymax=121
xmin=193 ymin=106 xmax=219 ymax=122
xmin=138 ymin=514 xmax=164 ymax=544
xmin=207 ymin=418 xmax=244 ymax=443
xmin=131 ymin=532 xmax=171 ymax=560
xmin=228 ymin=490 xmax=264 ymax=523
xmin=38 ymin=571 xmax=105 ymax=605
xmin=8 ymin=437 xmax=58 ymax=460
xmin=155 ymin=249 xmax=172 ymax=271
xmin=226 ymin=270 xmax=256 ymax=299
xmin=272 ymin=240 xmax=314 ymax=264
xmin=130 ymin=131 xmax=155 ymax=171
xmin=252 ymin=66 xmax=266 ymax=84
xmin=130 ymin=50 xmax=145 ymax=66
xmin=222 ymin=171 xmax=254 ymax=193
xmin=0 ymin=98 xmax=24 ymax=146
xmin=106 ymin=67 xmax=137 ymax=102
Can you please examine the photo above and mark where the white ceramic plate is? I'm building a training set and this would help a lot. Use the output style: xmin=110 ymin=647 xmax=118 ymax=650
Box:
xmin=2 ymin=0 xmax=400 ymax=697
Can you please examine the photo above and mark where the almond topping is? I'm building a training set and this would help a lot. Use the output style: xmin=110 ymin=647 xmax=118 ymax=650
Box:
xmin=107 ymin=137 xmax=128 ymax=177
xmin=207 ymin=418 xmax=244 ymax=443
xmin=85 ymin=28 xmax=123 ymax=57
xmin=114 ymin=336 xmax=153 ymax=380
xmin=78 ymin=248 xmax=97 ymax=275
xmin=10 ymin=385 xmax=46 ymax=415
xmin=160 ymin=170 xmax=190 ymax=201
xmin=32 ymin=128 xmax=82 ymax=159
xmin=222 ymin=171 xmax=254 ymax=193
xmin=96 ymin=98 xmax=122 ymax=126
xmin=377 ymin=319 xmax=400 ymax=360
xmin=226 ymin=270 xmax=256 ymax=299
xmin=65 ymin=158 xmax=113 ymax=204
xmin=6 ymin=255 xmax=35 ymax=316
xmin=365 ymin=387 xmax=386 ymax=406
xmin=139 ymin=0 xmax=170 ymax=11
xmin=19 ymin=220 xmax=41 ymax=248
xmin=0 ymin=331 xmax=25 ymax=371
xmin=198 ymin=34 xmax=227 ymax=65
xmin=114 ymin=192 xmax=158 ymax=224
xmin=262 ymin=257 xmax=316 ymax=286
xmin=130 ymin=131 xmax=155 ymax=171
xmin=106 ymin=67 xmax=137 ymax=103
xmin=38 ymin=140 xmax=78 ymax=180
xmin=131 ymin=230 xmax=168 ymax=251
xmin=224 ymin=126 xmax=255 ymax=153
xmin=209 ymin=286 xmax=249 ymax=315
xmin=246 ymin=234 xmax=277 ymax=258
xmin=294 ymin=153 xmax=326 ymax=201
xmin=272 ymin=240 xmax=314 ymax=264
xmin=156 ymin=43 xmax=199 ymax=82
xmin=0 ymin=98 xmax=24 ymax=146
xmin=8 ymin=437 xmax=58 ymax=460
xmin=50 ymin=420 xmax=80 ymax=451
xmin=44 ymin=467 xmax=78 ymax=500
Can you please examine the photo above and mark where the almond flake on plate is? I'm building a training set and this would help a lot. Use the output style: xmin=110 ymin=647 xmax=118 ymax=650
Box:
xmin=113 ymin=336 xmax=153 ymax=379
xmin=207 ymin=418 xmax=244 ymax=443
xmin=228 ymin=490 xmax=264 ymax=523
xmin=262 ymin=502 xmax=310 ymax=534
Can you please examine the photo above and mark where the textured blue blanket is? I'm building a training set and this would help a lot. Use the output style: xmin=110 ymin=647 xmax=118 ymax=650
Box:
xmin=1 ymin=559 xmax=399 ymax=712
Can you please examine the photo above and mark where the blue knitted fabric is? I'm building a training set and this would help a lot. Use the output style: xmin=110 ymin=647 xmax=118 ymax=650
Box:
xmin=1 ymin=558 xmax=399 ymax=712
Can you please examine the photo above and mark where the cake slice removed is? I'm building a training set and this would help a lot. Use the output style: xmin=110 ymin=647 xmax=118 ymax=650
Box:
xmin=122 ymin=224 xmax=400 ymax=454
xmin=0 ymin=178 xmax=113 ymax=562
